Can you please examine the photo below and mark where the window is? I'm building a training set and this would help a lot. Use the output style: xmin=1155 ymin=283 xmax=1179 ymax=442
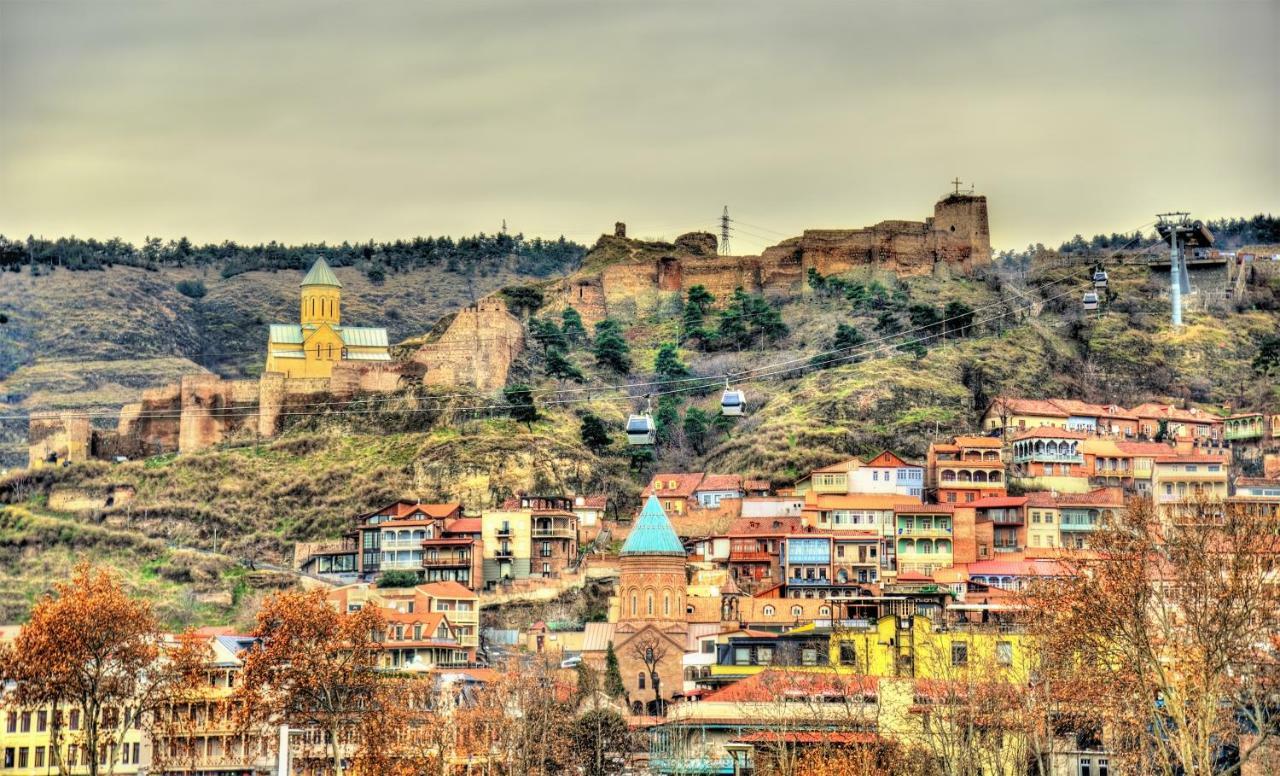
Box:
xmin=70 ymin=710 xmax=80 ymax=730
xmin=951 ymin=642 xmax=968 ymax=666
xmin=840 ymin=643 xmax=857 ymax=665
xmin=791 ymin=605 xmax=803 ymax=617
xmin=946 ymin=492 xmax=957 ymax=503
xmin=1032 ymin=512 xmax=1041 ymax=524
xmin=1045 ymin=512 xmax=1054 ymax=524
xmin=18 ymin=748 xmax=28 ymax=768
xmin=1079 ymin=758 xmax=1091 ymax=776
xmin=637 ymin=673 xmax=645 ymax=690
xmin=1097 ymin=758 xmax=1108 ymax=776
xmin=819 ymin=606 xmax=830 ymax=616
xmin=763 ymin=605 xmax=775 ymax=616
xmin=35 ymin=747 xmax=45 ymax=768
xmin=996 ymin=641 xmax=1013 ymax=666
xmin=20 ymin=712 xmax=30 ymax=732
xmin=735 ymin=647 xmax=751 ymax=665
xmin=701 ymin=640 xmax=715 ymax=654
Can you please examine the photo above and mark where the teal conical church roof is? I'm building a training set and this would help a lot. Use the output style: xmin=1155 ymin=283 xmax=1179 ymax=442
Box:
xmin=301 ymin=257 xmax=342 ymax=288
xmin=621 ymin=495 xmax=686 ymax=556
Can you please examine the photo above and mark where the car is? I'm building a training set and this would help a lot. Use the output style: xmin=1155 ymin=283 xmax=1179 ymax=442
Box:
xmin=559 ymin=655 xmax=583 ymax=669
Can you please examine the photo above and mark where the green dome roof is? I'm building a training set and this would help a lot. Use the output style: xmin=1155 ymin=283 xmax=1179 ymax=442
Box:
xmin=301 ymin=257 xmax=342 ymax=288
xmin=620 ymin=495 xmax=686 ymax=557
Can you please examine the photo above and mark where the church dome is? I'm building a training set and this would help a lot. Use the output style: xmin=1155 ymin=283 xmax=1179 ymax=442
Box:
xmin=620 ymin=495 xmax=686 ymax=557
xmin=301 ymin=257 xmax=342 ymax=288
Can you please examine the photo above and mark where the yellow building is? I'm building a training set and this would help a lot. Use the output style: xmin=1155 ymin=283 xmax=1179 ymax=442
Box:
xmin=264 ymin=257 xmax=391 ymax=378
xmin=1025 ymin=492 xmax=1061 ymax=550
xmin=1 ymin=705 xmax=145 ymax=774
xmin=1152 ymin=453 xmax=1229 ymax=519
xmin=709 ymin=613 xmax=1029 ymax=685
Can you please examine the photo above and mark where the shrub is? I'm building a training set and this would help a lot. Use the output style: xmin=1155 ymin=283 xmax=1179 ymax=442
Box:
xmin=176 ymin=279 xmax=207 ymax=299
xmin=377 ymin=570 xmax=419 ymax=588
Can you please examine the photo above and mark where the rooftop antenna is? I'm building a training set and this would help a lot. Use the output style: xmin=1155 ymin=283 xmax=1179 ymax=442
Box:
xmin=501 ymin=219 xmax=508 ymax=236
xmin=720 ymin=206 xmax=731 ymax=256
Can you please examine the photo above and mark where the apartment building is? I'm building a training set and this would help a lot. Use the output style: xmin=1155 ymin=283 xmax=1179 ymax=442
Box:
xmin=927 ymin=436 xmax=1007 ymax=504
xmin=482 ymin=495 xmax=579 ymax=586
xmin=1009 ymin=427 xmax=1092 ymax=493
xmin=1151 ymin=454 xmax=1229 ymax=519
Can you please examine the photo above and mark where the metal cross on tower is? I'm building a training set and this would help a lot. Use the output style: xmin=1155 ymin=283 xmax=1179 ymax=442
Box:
xmin=951 ymin=177 xmax=964 ymax=195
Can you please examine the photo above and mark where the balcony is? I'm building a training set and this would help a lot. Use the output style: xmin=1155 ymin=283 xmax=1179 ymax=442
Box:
xmin=495 ymin=525 xmax=513 ymax=537
xmin=380 ymin=558 xmax=422 ymax=571
xmin=494 ymin=547 xmax=514 ymax=558
xmin=786 ymin=576 xmax=832 ymax=586
xmin=381 ymin=539 xmax=423 ymax=550
xmin=729 ymin=550 xmax=773 ymax=563
xmin=423 ymin=556 xmax=470 ymax=567
xmin=897 ymin=525 xmax=952 ymax=537
xmin=531 ymin=527 xmax=576 ymax=540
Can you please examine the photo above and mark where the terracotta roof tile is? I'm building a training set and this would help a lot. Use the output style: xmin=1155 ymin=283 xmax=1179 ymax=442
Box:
xmin=1012 ymin=426 xmax=1089 ymax=440
xmin=641 ymin=473 xmax=705 ymax=499
xmin=703 ymin=670 xmax=877 ymax=703
xmin=696 ymin=474 xmax=743 ymax=492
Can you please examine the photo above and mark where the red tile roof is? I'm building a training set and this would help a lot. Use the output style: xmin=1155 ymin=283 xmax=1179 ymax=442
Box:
xmin=971 ymin=496 xmax=1029 ymax=509
xmin=1154 ymin=454 xmax=1229 ymax=464
xmin=865 ymin=450 xmax=919 ymax=468
xmin=1012 ymin=426 xmax=1090 ymax=441
xmin=896 ymin=571 xmax=933 ymax=582
xmin=743 ymin=479 xmax=771 ymax=492
xmin=1115 ymin=441 xmax=1178 ymax=455
xmin=988 ymin=397 xmax=1070 ymax=418
xmin=1024 ymin=492 xmax=1059 ymax=508
xmin=371 ymin=501 xmax=462 ymax=519
xmin=895 ymin=504 xmax=956 ymax=514
xmin=574 ymin=494 xmax=608 ymax=509
xmin=642 ymin=473 xmax=705 ymax=499
xmin=727 ymin=516 xmax=805 ymax=536
xmin=1055 ymin=487 xmax=1125 ymax=506
xmin=965 ymin=559 xmax=1072 ymax=577
xmin=696 ymin=474 xmax=743 ymax=492
xmin=445 ymin=517 xmax=482 ymax=534
xmin=415 ymin=580 xmax=477 ymax=599
xmin=1129 ymin=403 xmax=1223 ymax=424
xmin=703 ymin=670 xmax=878 ymax=703
xmin=812 ymin=457 xmax=864 ymax=473
xmin=953 ymin=436 xmax=1004 ymax=448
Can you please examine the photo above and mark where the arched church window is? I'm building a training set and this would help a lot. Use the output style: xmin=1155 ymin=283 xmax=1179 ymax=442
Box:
xmin=637 ymin=673 xmax=645 ymax=690
xmin=647 ymin=592 xmax=654 ymax=616
xmin=663 ymin=591 xmax=670 ymax=617
xmin=631 ymin=594 xmax=637 ymax=617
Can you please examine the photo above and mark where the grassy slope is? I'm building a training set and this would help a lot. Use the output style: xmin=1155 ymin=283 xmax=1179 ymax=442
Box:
xmin=3 ymin=246 xmax=1277 ymax=626
xmin=0 ymin=260 xmax=559 ymax=467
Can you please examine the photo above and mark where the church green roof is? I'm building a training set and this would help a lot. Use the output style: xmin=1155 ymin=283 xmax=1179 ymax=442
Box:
xmin=301 ymin=257 xmax=342 ymax=288
xmin=620 ymin=495 xmax=686 ymax=557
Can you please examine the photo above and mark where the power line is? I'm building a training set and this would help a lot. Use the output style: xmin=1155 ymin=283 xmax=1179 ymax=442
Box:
xmin=7 ymin=225 xmax=1158 ymax=425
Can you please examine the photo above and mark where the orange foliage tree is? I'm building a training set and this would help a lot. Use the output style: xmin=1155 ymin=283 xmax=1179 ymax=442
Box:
xmin=0 ymin=563 xmax=205 ymax=776
xmin=1026 ymin=498 xmax=1280 ymax=776
xmin=234 ymin=588 xmax=385 ymax=776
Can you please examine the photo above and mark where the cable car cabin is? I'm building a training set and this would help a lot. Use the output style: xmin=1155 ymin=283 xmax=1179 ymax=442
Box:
xmin=1082 ymin=292 xmax=1099 ymax=311
xmin=721 ymin=389 xmax=746 ymax=417
xmin=626 ymin=414 xmax=657 ymax=445
xmin=1092 ymin=270 xmax=1108 ymax=289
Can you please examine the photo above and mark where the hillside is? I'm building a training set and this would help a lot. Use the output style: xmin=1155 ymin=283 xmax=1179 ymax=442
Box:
xmin=2 ymin=227 xmax=1278 ymax=626
xmin=0 ymin=252 xmax=582 ymax=469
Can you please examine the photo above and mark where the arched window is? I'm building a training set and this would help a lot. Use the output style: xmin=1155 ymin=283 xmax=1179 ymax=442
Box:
xmin=663 ymin=591 xmax=671 ymax=617
xmin=972 ymin=470 xmax=987 ymax=483
xmin=791 ymin=605 xmax=803 ymax=617
xmin=941 ymin=470 xmax=956 ymax=482
xmin=958 ymin=471 xmax=972 ymax=482
xmin=311 ymin=299 xmax=315 ymax=316
xmin=630 ymin=593 xmax=637 ymax=617
xmin=647 ymin=592 xmax=654 ymax=616
xmin=637 ymin=673 xmax=645 ymax=690
xmin=763 ymin=605 xmax=775 ymax=616
xmin=989 ymin=471 xmax=1002 ymax=483
xmin=836 ymin=569 xmax=849 ymax=583
xmin=819 ymin=606 xmax=830 ymax=616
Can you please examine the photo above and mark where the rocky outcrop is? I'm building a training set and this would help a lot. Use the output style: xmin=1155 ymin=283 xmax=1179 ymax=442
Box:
xmin=412 ymin=299 xmax=524 ymax=393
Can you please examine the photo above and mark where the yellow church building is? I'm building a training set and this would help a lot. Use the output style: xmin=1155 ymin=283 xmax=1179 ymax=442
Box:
xmin=265 ymin=257 xmax=391 ymax=378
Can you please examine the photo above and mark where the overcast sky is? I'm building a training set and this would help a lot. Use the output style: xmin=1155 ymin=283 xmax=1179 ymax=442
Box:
xmin=1 ymin=0 xmax=1276 ymax=253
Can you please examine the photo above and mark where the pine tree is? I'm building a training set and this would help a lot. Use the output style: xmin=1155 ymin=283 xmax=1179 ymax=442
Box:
xmin=530 ymin=317 xmax=567 ymax=354
xmin=604 ymin=642 xmax=626 ymax=699
xmin=579 ymin=413 xmax=612 ymax=453
xmin=653 ymin=343 xmax=689 ymax=378
xmin=546 ymin=348 xmax=585 ymax=382
xmin=592 ymin=319 xmax=631 ymax=374
xmin=683 ymin=407 xmax=710 ymax=455
xmin=504 ymin=384 xmax=538 ymax=428
xmin=561 ymin=307 xmax=587 ymax=345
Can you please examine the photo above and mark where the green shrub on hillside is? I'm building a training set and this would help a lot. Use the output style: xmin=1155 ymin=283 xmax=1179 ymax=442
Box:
xmin=378 ymin=570 xmax=420 ymax=588
xmin=176 ymin=279 xmax=207 ymax=299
